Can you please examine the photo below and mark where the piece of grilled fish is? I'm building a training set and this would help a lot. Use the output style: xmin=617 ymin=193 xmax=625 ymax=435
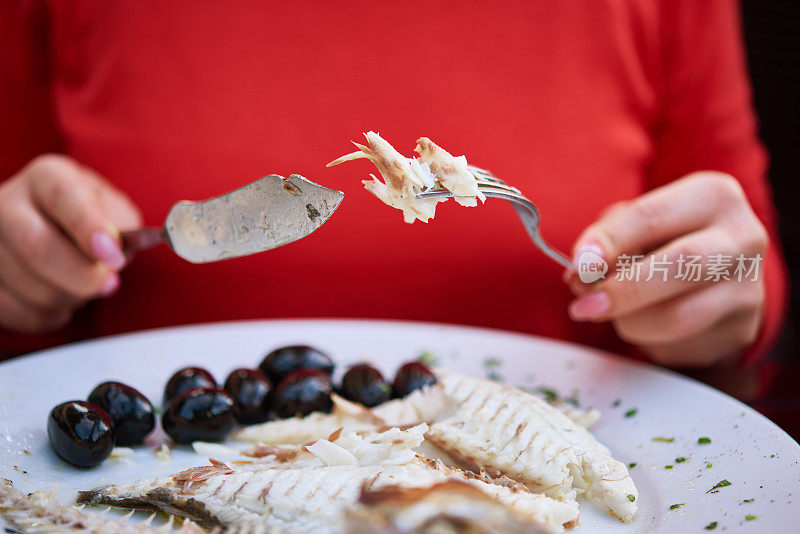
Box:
xmin=327 ymin=132 xmax=484 ymax=223
xmin=345 ymin=480 xmax=551 ymax=534
xmin=235 ymin=380 xmax=596 ymax=446
xmin=427 ymin=370 xmax=638 ymax=522
xmin=235 ymin=369 xmax=635 ymax=522
xmin=77 ymin=426 xmax=578 ymax=533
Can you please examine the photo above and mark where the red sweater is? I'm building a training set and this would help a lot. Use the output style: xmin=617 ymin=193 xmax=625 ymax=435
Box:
xmin=0 ymin=1 xmax=787 ymax=364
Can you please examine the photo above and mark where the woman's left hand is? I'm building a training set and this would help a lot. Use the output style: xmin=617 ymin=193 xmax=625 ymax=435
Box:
xmin=566 ymin=171 xmax=768 ymax=368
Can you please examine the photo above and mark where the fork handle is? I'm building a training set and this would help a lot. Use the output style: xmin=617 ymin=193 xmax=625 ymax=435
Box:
xmin=121 ymin=227 xmax=167 ymax=257
xmin=530 ymin=233 xmax=574 ymax=271
xmin=509 ymin=204 xmax=574 ymax=271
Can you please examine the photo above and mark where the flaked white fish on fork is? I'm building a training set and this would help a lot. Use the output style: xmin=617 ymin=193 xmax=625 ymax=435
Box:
xmin=328 ymin=132 xmax=573 ymax=270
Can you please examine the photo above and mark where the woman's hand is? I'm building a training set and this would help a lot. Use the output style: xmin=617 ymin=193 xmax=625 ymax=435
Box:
xmin=566 ymin=171 xmax=768 ymax=367
xmin=0 ymin=155 xmax=142 ymax=333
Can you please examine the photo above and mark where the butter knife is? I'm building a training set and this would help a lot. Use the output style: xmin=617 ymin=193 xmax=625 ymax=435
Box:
xmin=121 ymin=174 xmax=344 ymax=263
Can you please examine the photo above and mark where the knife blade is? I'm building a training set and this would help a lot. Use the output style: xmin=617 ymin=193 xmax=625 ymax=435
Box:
xmin=121 ymin=174 xmax=344 ymax=263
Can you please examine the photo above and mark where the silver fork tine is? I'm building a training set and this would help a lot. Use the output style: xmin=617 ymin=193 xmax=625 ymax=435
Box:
xmin=426 ymin=180 xmax=521 ymax=194
xmin=473 ymin=181 xmax=521 ymax=194
xmin=417 ymin=178 xmax=574 ymax=271
xmin=468 ymin=165 xmax=506 ymax=184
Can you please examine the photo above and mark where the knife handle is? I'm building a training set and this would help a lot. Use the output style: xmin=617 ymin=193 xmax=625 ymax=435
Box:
xmin=120 ymin=227 xmax=166 ymax=257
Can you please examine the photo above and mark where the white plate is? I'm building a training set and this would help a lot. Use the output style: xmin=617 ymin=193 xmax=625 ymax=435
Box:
xmin=1 ymin=319 xmax=798 ymax=532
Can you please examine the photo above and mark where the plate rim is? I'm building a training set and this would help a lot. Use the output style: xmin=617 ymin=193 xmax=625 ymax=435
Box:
xmin=2 ymin=317 xmax=797 ymax=449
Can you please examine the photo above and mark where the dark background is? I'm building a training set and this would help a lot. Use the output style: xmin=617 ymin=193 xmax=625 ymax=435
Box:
xmin=742 ymin=0 xmax=799 ymax=437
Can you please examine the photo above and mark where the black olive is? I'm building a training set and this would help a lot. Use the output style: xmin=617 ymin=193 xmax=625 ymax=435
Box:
xmin=223 ymin=368 xmax=273 ymax=425
xmin=273 ymin=369 xmax=333 ymax=418
xmin=163 ymin=367 xmax=216 ymax=406
xmin=392 ymin=361 xmax=437 ymax=398
xmin=341 ymin=364 xmax=391 ymax=407
xmin=258 ymin=345 xmax=334 ymax=384
xmin=47 ymin=401 xmax=115 ymax=468
xmin=87 ymin=382 xmax=155 ymax=445
xmin=162 ymin=387 xmax=235 ymax=444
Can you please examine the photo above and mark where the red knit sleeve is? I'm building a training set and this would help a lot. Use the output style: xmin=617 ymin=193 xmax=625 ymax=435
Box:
xmin=647 ymin=0 xmax=788 ymax=367
xmin=0 ymin=1 xmax=69 ymax=358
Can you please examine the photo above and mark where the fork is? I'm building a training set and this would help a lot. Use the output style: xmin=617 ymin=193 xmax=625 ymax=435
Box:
xmin=416 ymin=165 xmax=574 ymax=271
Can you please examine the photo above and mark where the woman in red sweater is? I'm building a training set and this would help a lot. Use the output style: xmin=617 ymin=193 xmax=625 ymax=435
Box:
xmin=0 ymin=1 xmax=787 ymax=369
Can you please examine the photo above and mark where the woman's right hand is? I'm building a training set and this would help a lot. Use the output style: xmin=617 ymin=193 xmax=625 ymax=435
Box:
xmin=0 ymin=155 xmax=142 ymax=333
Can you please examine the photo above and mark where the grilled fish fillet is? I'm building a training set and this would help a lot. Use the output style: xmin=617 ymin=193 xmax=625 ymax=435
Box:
xmin=235 ymin=370 xmax=634 ymax=521
xmin=427 ymin=370 xmax=638 ymax=522
xmin=327 ymin=132 xmax=483 ymax=223
xmin=345 ymin=480 xmax=550 ymax=534
xmin=77 ymin=427 xmax=578 ymax=534
xmin=235 ymin=380 xmax=598 ymax=448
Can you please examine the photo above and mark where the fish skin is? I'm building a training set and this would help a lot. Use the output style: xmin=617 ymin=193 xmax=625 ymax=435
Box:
xmin=0 ymin=478 xmax=205 ymax=533
xmin=77 ymin=427 xmax=578 ymax=534
xmin=427 ymin=370 xmax=638 ymax=522
xmin=345 ymin=480 xmax=550 ymax=534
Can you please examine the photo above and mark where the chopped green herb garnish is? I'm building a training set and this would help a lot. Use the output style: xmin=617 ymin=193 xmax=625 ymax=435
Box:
xmin=745 ymin=514 xmax=757 ymax=521
xmin=706 ymin=462 xmax=713 ymax=468
xmin=770 ymin=454 xmax=776 ymax=458
xmin=487 ymin=371 xmax=504 ymax=382
xmin=743 ymin=498 xmax=755 ymax=503
xmin=664 ymin=465 xmax=673 ymax=469
xmin=564 ymin=396 xmax=579 ymax=407
xmin=652 ymin=436 xmax=675 ymax=443
xmin=705 ymin=521 xmax=718 ymax=530
xmin=675 ymin=457 xmax=686 ymax=463
xmin=706 ymin=479 xmax=732 ymax=493
xmin=418 ymin=351 xmax=438 ymax=366
xmin=625 ymin=408 xmax=638 ymax=418
xmin=612 ymin=399 xmax=621 ymax=408
xmin=483 ymin=357 xmax=502 ymax=368
xmin=698 ymin=437 xmax=711 ymax=444
xmin=378 ymin=382 xmax=392 ymax=394
xmin=627 ymin=494 xmax=636 ymax=502
xmin=669 ymin=503 xmax=686 ymax=510
xmin=628 ymin=462 xmax=637 ymax=469
xmin=536 ymin=387 xmax=559 ymax=403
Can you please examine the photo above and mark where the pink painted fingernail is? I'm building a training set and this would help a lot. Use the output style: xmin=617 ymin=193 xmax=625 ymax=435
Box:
xmin=91 ymin=232 xmax=126 ymax=271
xmin=573 ymin=241 xmax=609 ymax=284
xmin=99 ymin=272 xmax=120 ymax=298
xmin=568 ymin=291 xmax=610 ymax=320
xmin=572 ymin=241 xmax=605 ymax=268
